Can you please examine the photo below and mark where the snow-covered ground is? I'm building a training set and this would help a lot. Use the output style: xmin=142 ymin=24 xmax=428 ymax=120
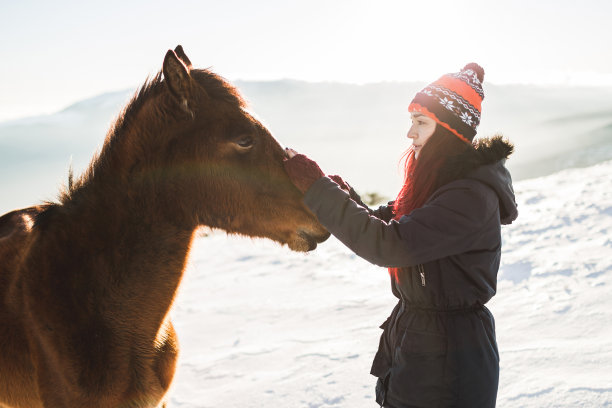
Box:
xmin=168 ymin=160 xmax=612 ymax=407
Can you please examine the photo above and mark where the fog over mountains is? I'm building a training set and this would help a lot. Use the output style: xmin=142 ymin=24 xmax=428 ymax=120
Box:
xmin=1 ymin=79 xmax=612 ymax=214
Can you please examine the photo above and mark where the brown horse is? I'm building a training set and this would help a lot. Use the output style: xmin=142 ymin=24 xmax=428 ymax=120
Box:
xmin=0 ymin=46 xmax=329 ymax=408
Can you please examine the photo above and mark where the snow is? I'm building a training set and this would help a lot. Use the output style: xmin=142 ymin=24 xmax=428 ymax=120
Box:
xmin=167 ymin=160 xmax=612 ymax=407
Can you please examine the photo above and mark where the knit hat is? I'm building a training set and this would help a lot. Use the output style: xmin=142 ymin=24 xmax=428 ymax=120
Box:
xmin=408 ymin=63 xmax=485 ymax=143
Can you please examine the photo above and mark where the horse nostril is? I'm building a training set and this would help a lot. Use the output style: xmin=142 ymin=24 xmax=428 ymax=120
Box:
xmin=297 ymin=229 xmax=329 ymax=248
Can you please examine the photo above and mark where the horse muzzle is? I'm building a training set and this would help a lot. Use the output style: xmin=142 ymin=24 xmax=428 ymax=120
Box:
xmin=288 ymin=228 xmax=330 ymax=252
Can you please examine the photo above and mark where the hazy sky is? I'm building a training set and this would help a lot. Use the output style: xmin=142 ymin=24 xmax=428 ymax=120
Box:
xmin=1 ymin=0 xmax=611 ymax=121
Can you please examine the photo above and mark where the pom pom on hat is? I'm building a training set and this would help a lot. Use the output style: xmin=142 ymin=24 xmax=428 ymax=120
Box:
xmin=462 ymin=63 xmax=485 ymax=83
xmin=408 ymin=63 xmax=486 ymax=143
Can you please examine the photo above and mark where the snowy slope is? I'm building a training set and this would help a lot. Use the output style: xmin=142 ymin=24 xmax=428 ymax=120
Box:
xmin=168 ymin=160 xmax=612 ymax=407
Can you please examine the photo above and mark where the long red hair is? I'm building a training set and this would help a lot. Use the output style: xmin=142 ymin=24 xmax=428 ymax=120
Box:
xmin=389 ymin=125 xmax=472 ymax=281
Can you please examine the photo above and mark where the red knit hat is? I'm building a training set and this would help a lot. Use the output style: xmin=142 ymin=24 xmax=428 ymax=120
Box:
xmin=408 ymin=63 xmax=485 ymax=143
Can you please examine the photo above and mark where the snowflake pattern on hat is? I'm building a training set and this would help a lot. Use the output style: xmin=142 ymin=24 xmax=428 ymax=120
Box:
xmin=450 ymin=68 xmax=484 ymax=98
xmin=439 ymin=97 xmax=454 ymax=110
xmin=460 ymin=112 xmax=473 ymax=126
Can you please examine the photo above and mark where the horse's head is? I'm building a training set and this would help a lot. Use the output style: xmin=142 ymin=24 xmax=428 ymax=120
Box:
xmin=157 ymin=46 xmax=329 ymax=251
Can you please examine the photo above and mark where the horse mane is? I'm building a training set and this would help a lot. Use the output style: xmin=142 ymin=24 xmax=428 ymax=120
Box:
xmin=35 ymin=68 xmax=248 ymax=230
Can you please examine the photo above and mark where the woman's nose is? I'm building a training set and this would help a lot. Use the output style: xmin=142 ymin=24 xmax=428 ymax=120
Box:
xmin=407 ymin=126 xmax=417 ymax=139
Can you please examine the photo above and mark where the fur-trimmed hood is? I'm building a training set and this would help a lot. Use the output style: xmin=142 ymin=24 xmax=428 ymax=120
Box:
xmin=440 ymin=135 xmax=518 ymax=225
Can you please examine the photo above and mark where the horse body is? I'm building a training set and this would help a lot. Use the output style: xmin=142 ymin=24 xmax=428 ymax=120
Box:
xmin=0 ymin=46 xmax=329 ymax=407
xmin=3 ymin=208 xmax=186 ymax=407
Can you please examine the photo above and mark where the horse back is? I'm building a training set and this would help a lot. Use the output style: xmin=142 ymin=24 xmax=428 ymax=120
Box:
xmin=0 ymin=206 xmax=43 ymax=293
xmin=0 ymin=206 xmax=43 ymax=342
xmin=0 ymin=206 xmax=41 ymax=241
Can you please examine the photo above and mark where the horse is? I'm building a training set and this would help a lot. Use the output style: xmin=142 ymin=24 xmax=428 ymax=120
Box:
xmin=0 ymin=45 xmax=329 ymax=408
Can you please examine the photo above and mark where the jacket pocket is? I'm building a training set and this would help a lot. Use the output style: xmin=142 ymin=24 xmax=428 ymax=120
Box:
xmin=370 ymin=317 xmax=393 ymax=378
xmin=387 ymin=329 xmax=448 ymax=406
xmin=478 ymin=309 xmax=500 ymax=363
xmin=379 ymin=315 xmax=391 ymax=330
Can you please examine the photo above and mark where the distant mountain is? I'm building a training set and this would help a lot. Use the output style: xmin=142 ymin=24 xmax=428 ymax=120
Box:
xmin=1 ymin=80 xmax=612 ymax=214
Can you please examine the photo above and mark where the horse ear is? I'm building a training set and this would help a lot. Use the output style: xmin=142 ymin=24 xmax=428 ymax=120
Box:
xmin=163 ymin=50 xmax=191 ymax=100
xmin=174 ymin=45 xmax=193 ymax=69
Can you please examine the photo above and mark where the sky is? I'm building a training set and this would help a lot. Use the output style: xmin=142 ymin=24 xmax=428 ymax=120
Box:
xmin=1 ymin=0 xmax=612 ymax=122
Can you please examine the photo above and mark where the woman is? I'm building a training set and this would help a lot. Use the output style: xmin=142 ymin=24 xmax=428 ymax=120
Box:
xmin=283 ymin=63 xmax=518 ymax=407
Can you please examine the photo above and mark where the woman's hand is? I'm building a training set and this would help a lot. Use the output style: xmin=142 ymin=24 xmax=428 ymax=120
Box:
xmin=283 ymin=148 xmax=351 ymax=194
xmin=329 ymin=175 xmax=350 ymax=192
xmin=283 ymin=148 xmax=325 ymax=194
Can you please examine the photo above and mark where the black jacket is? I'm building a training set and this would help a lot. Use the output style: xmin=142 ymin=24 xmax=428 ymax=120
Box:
xmin=302 ymin=137 xmax=518 ymax=407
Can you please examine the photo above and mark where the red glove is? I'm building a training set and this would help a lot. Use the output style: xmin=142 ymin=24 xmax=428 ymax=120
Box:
xmin=283 ymin=154 xmax=325 ymax=193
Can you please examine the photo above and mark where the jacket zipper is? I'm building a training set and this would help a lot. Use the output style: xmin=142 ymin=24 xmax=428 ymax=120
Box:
xmin=417 ymin=264 xmax=426 ymax=286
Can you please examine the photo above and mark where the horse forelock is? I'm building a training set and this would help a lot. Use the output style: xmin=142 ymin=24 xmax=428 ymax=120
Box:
xmin=190 ymin=69 xmax=248 ymax=108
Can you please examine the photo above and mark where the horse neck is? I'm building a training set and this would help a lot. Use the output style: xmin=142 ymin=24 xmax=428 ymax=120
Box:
xmin=54 ymin=101 xmax=198 ymax=324
xmin=57 ymin=185 xmax=196 ymax=325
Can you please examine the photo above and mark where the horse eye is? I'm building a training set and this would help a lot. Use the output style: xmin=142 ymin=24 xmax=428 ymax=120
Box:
xmin=236 ymin=136 xmax=254 ymax=149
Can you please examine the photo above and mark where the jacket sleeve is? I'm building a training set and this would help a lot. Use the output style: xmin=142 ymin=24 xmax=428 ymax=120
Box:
xmin=303 ymin=177 xmax=498 ymax=267
xmin=347 ymin=186 xmax=395 ymax=222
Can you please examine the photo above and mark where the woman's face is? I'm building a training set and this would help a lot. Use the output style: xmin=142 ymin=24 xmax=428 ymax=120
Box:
xmin=407 ymin=112 xmax=436 ymax=159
